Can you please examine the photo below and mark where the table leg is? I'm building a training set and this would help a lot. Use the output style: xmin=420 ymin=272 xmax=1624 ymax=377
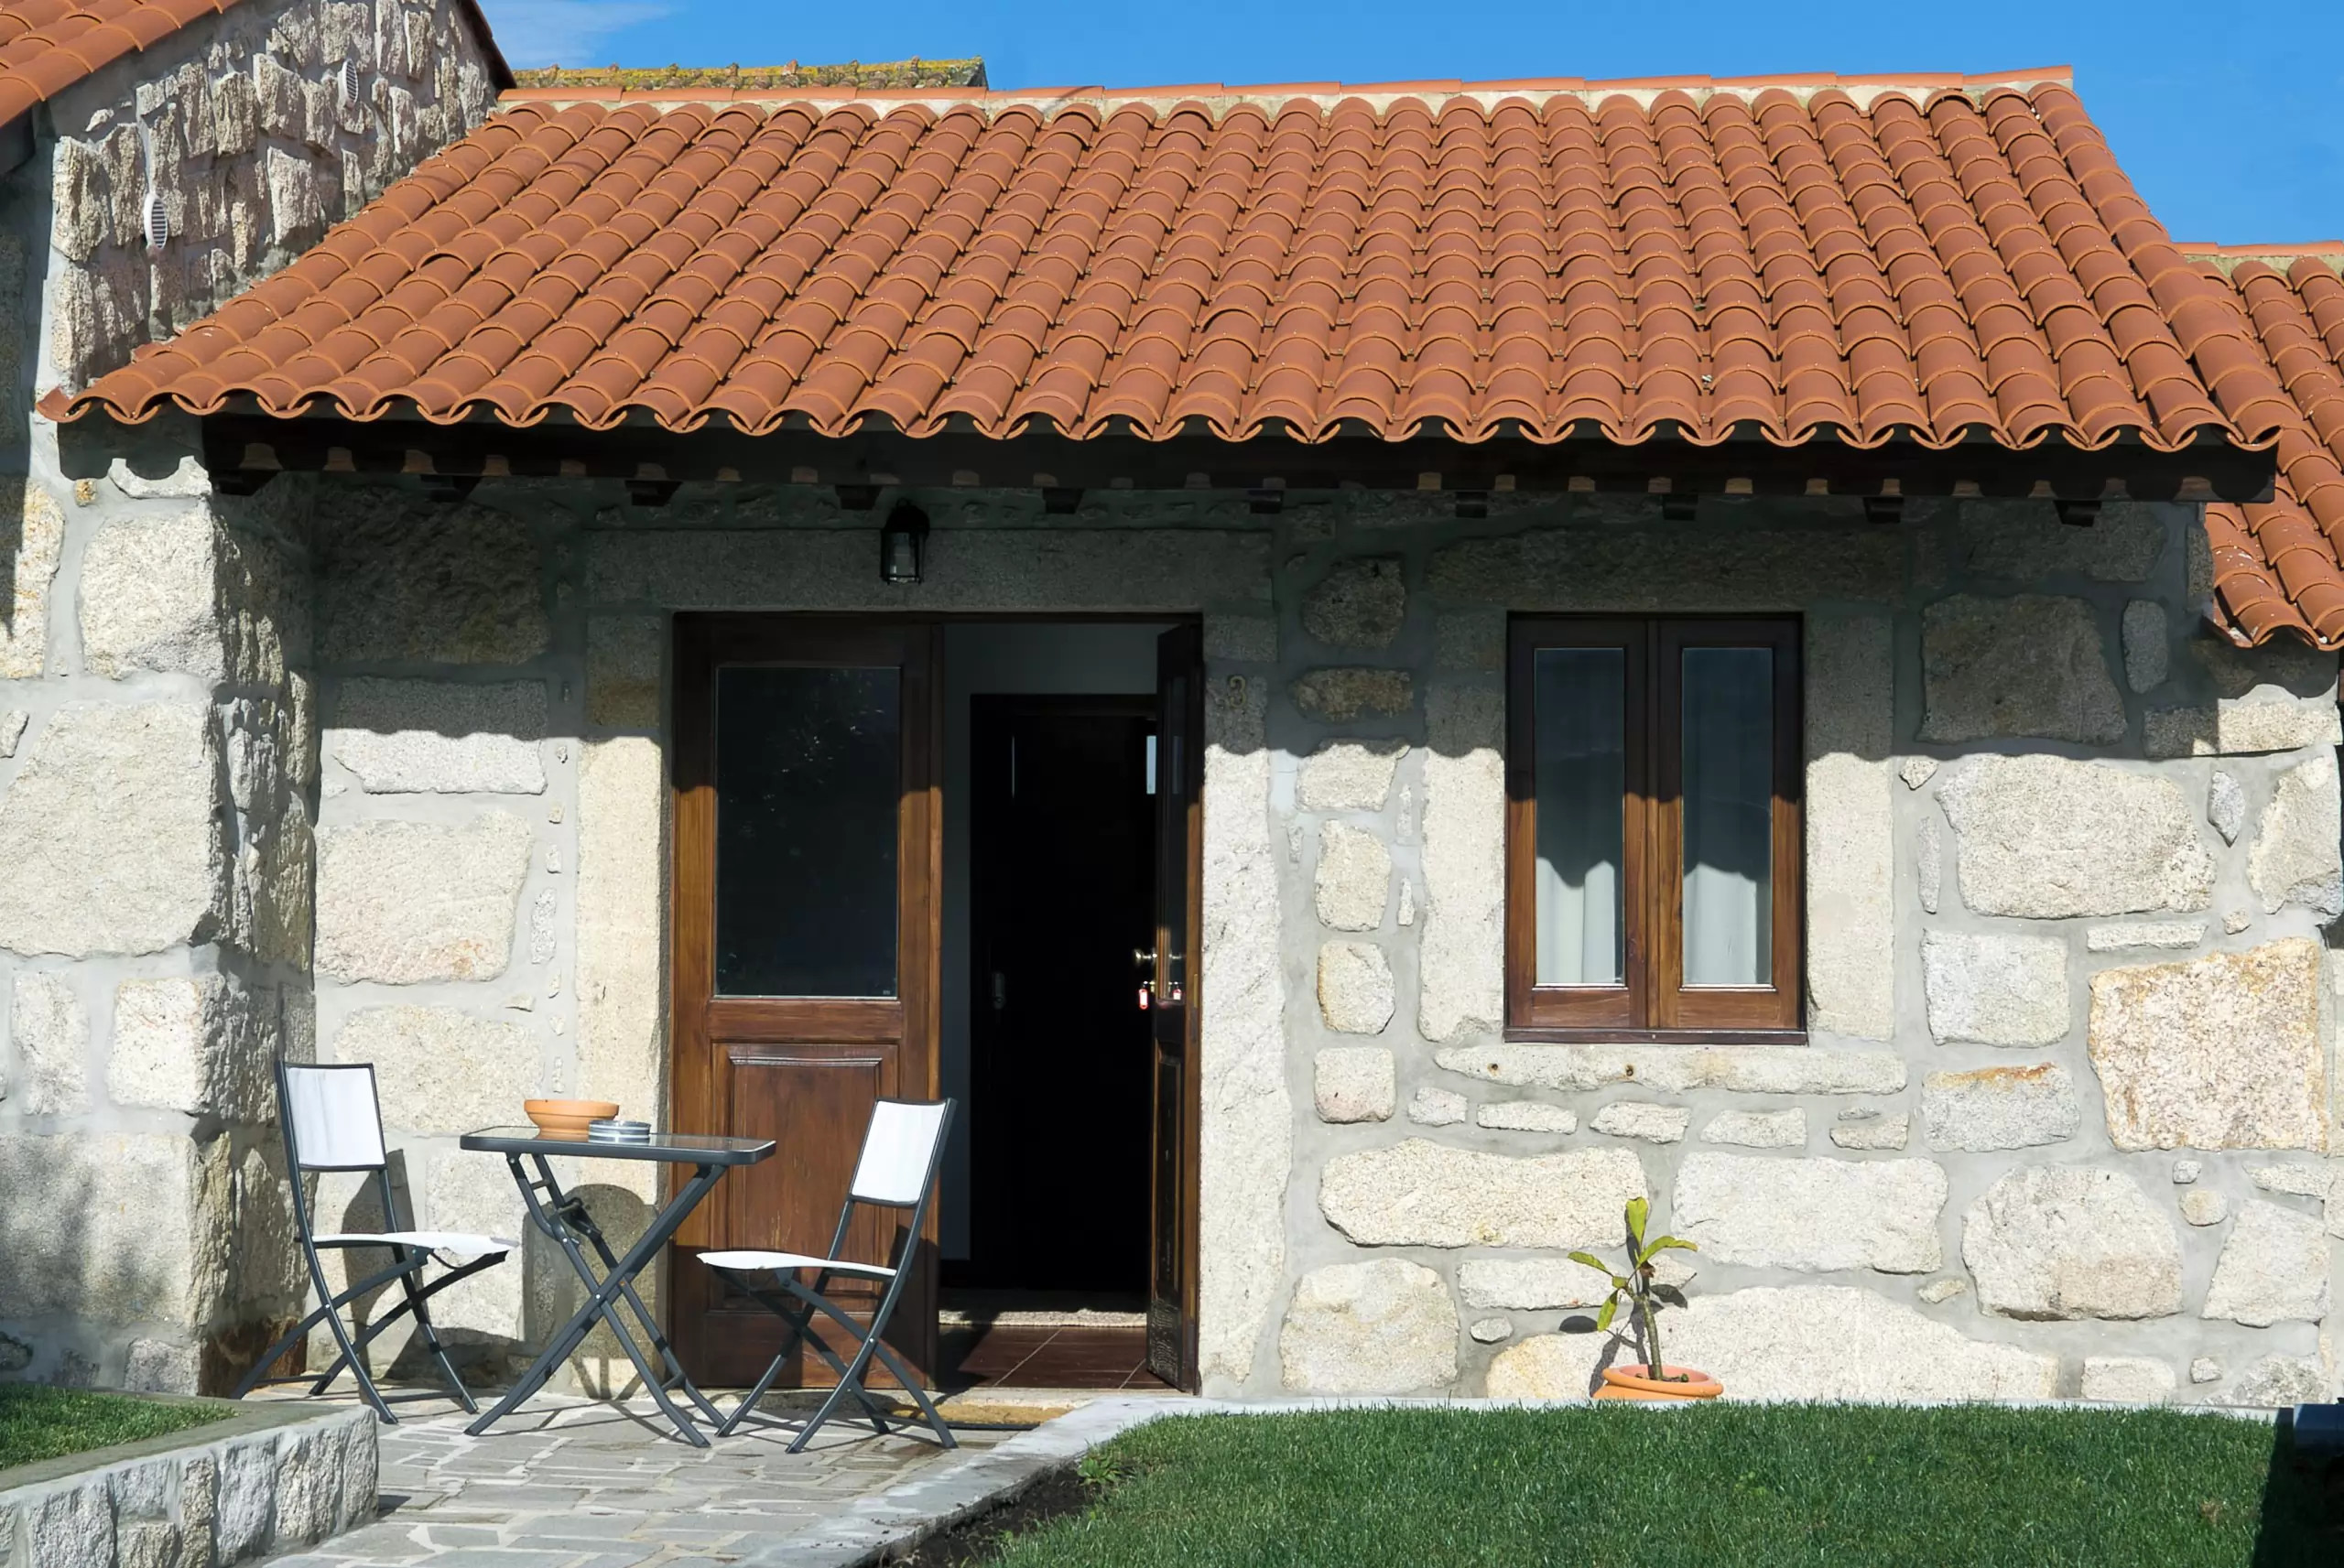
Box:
xmin=465 ymin=1155 xmax=729 ymax=1444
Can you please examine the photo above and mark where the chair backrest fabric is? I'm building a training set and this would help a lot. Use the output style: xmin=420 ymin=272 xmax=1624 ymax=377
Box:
xmin=849 ymin=1099 xmax=950 ymax=1206
xmin=283 ymin=1064 xmax=388 ymax=1171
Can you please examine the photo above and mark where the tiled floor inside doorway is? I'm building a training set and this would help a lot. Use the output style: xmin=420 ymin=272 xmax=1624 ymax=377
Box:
xmin=936 ymin=1291 xmax=1169 ymax=1391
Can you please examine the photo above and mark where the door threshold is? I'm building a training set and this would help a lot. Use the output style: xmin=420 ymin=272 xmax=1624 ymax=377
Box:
xmin=939 ymin=1308 xmax=1146 ymax=1328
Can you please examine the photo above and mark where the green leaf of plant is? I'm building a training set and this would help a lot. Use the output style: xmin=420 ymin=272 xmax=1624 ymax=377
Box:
xmin=1635 ymin=1235 xmax=1699 ymax=1264
xmin=1625 ymin=1195 xmax=1650 ymax=1242
xmin=1566 ymin=1250 xmax=1612 ymax=1275
xmin=1595 ymin=1298 xmax=1617 ymax=1333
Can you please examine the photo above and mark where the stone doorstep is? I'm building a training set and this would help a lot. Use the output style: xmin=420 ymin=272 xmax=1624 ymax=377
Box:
xmin=0 ymin=1398 xmax=375 ymax=1563
xmin=735 ymin=1395 xmax=2295 ymax=1568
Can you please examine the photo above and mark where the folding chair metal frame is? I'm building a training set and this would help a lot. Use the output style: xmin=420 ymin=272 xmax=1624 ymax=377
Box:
xmin=235 ymin=1060 xmax=511 ymax=1422
xmin=704 ymin=1098 xmax=957 ymax=1453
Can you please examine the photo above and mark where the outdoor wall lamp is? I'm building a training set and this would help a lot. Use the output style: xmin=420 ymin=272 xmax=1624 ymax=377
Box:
xmin=880 ymin=501 xmax=929 ymax=584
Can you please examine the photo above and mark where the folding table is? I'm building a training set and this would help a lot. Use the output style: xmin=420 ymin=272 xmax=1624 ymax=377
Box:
xmin=457 ymin=1126 xmax=775 ymax=1446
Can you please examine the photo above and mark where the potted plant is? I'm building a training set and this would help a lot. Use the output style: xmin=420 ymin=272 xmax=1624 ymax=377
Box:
xmin=1569 ymin=1196 xmax=1722 ymax=1402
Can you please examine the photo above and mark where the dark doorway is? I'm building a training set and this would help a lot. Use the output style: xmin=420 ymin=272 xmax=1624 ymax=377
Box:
xmin=957 ymin=696 xmax=1157 ymax=1297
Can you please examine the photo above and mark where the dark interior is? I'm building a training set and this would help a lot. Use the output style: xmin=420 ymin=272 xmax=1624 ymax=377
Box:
xmin=951 ymin=695 xmax=1157 ymax=1298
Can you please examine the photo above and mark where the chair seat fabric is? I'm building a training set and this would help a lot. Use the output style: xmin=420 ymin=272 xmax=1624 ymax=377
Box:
xmin=317 ymin=1230 xmax=515 ymax=1258
xmin=699 ymin=1249 xmax=897 ymax=1279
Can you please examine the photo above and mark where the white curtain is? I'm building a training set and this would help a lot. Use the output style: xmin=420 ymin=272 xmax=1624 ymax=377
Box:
xmin=1535 ymin=649 xmax=1625 ymax=986
xmin=1679 ymin=647 xmax=1773 ymax=986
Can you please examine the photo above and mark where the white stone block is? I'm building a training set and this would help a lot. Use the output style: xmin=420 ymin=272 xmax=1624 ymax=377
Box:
xmin=2081 ymin=1356 xmax=2175 ymax=1402
xmin=1296 ymin=738 xmax=1405 ymax=812
xmin=1475 ymin=1101 xmax=1577 ymax=1133
xmin=1922 ymin=1065 xmax=2081 ymax=1152
xmin=1699 ymin=1108 xmax=1807 ymax=1148
xmin=1590 ymin=1101 xmax=1689 ymax=1143
xmin=0 ymin=1131 xmax=228 ymax=1326
xmin=1318 ymin=1140 xmax=1644 ymax=1249
xmin=1938 ymin=754 xmax=2213 ymax=918
xmin=1438 ymin=1044 xmax=1904 ymax=1096
xmin=1313 ymin=822 xmax=1391 ymax=931
xmin=315 ymin=813 xmax=533 ymax=983
xmin=2202 ymin=1199 xmax=2329 ymax=1326
xmin=1316 ymin=941 xmax=1394 ymax=1034
xmin=1962 ymin=1165 xmax=2183 ymax=1320
xmin=1919 ymin=593 xmax=2125 ymax=744
xmin=2248 ymin=752 xmax=2342 ymax=915
xmin=1417 ymin=687 xmax=1503 ymax=1043
xmin=1313 ymin=1047 xmax=1394 ymax=1123
xmin=327 ymin=678 xmax=548 ymax=794
xmin=330 ymin=1005 xmax=542 ymax=1135
xmin=1673 ymin=1153 xmax=1945 ymax=1273
xmin=1921 ymin=931 xmax=2068 ymax=1046
xmin=11 ymin=971 xmax=87 ymax=1114
xmin=1278 ymin=1259 xmax=1456 ymax=1394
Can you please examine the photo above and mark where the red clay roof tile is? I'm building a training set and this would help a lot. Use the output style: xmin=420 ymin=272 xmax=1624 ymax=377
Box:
xmin=49 ymin=67 xmax=2319 ymax=499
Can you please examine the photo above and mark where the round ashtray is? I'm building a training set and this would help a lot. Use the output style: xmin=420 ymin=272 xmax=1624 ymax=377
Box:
xmin=587 ymin=1119 xmax=653 ymax=1142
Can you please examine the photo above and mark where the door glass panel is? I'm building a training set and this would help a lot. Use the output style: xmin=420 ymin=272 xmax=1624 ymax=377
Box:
xmin=1680 ymin=646 xmax=1773 ymax=987
xmin=1533 ymin=648 xmax=1626 ymax=986
xmin=714 ymin=665 xmax=900 ymax=997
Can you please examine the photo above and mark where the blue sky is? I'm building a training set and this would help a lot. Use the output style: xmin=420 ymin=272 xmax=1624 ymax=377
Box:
xmin=475 ymin=1 xmax=2342 ymax=244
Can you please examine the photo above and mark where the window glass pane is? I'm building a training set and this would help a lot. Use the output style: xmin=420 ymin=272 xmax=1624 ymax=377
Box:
xmin=1534 ymin=648 xmax=1625 ymax=986
xmin=1680 ymin=646 xmax=1773 ymax=987
xmin=715 ymin=665 xmax=900 ymax=997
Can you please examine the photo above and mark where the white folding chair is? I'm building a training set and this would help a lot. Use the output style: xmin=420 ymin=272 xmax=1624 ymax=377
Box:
xmin=235 ymin=1061 xmax=515 ymax=1422
xmin=700 ymin=1098 xmax=956 ymax=1451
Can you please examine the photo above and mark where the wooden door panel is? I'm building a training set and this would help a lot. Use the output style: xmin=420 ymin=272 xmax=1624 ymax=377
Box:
xmin=669 ymin=615 xmax=940 ymax=1387
xmin=1146 ymin=624 xmax=1204 ymax=1390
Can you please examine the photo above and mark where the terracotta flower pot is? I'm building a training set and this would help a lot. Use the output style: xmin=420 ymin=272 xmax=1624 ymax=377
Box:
xmin=525 ymin=1098 xmax=620 ymax=1141
xmin=1593 ymin=1364 xmax=1724 ymax=1401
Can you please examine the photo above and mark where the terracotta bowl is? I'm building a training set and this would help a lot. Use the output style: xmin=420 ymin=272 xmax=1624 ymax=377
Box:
xmin=525 ymin=1098 xmax=620 ymax=1141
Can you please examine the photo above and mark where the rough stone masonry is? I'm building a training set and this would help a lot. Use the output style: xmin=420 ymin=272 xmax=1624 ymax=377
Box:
xmin=11 ymin=344 xmax=2344 ymax=1405
xmin=0 ymin=0 xmax=497 ymax=1392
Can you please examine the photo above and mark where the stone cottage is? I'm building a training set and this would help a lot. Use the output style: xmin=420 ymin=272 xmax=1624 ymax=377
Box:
xmin=7 ymin=58 xmax=2344 ymax=1409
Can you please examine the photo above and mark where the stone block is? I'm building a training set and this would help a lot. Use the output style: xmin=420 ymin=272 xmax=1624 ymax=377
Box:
xmin=315 ymin=813 xmax=534 ymax=983
xmin=1829 ymin=1112 xmax=1910 ymax=1151
xmin=0 ymin=701 xmax=229 ymax=957
xmin=79 ymin=507 xmax=221 ymax=680
xmin=1921 ymin=932 xmax=2068 ymax=1046
xmin=2249 ymin=752 xmax=2342 ymax=915
xmin=1418 ymin=687 xmax=1504 ymax=1043
xmin=0 ymin=481 xmax=62 ymax=677
xmin=1203 ymin=611 xmax=1275 ymax=663
xmin=1917 ymin=1277 xmax=1968 ymax=1303
xmin=1918 ymin=594 xmax=2125 ymax=744
xmin=1292 ymin=667 xmax=1412 ymax=721
xmin=1314 ymin=822 xmax=1390 ymax=931
xmin=1675 ymin=1153 xmax=1944 ymax=1272
xmin=1590 ymin=1101 xmax=1688 ymax=1143
xmin=1278 ymin=1259 xmax=1456 ymax=1393
xmin=0 ymin=1131 xmax=227 ymax=1325
xmin=1318 ymin=1139 xmax=1644 ymax=1249
xmin=1429 ymin=526 xmax=1903 ymax=610
xmin=2086 ymin=922 xmax=2206 ymax=952
xmin=1917 ymin=817 xmax=1942 ymax=914
xmin=1437 ymin=1043 xmax=1904 ymax=1095
xmin=2202 ymin=1199 xmax=2329 ymax=1326
xmin=1486 ymin=1286 xmax=2057 ymax=1401
xmin=1459 ymin=1256 xmax=1612 ymax=1310
xmin=1962 ymin=1165 xmax=2183 ymax=1320
xmin=330 ymin=1006 xmax=540 ymax=1135
xmin=1699 ymin=1108 xmax=1807 ymax=1148
xmin=577 ymin=738 xmax=664 ymax=1117
xmin=1434 ymin=610 xmax=1504 ymax=672
xmin=424 ymin=1152 xmax=526 ymax=1342
xmin=2087 ymin=938 xmax=2328 ymax=1151
xmin=318 ymin=493 xmax=548 ymax=664
xmin=1900 ymin=756 xmax=1939 ymax=790
xmin=1407 ymin=1086 xmax=1466 ymax=1126
xmin=1804 ymin=614 xmax=1895 ymax=1041
xmin=2081 ymin=1356 xmax=2176 ymax=1402
xmin=2122 ymin=600 xmax=2168 ymax=692
xmin=1300 ymin=557 xmax=1405 ymax=650
xmin=1297 ymin=738 xmax=1405 ymax=812
xmin=109 ymin=974 xmax=277 ymax=1120
xmin=586 ymin=615 xmax=664 ymax=728
xmin=2249 ymin=1164 xmax=2334 ymax=1199
xmin=1938 ymin=754 xmax=2213 ymax=918
xmin=1476 ymin=1101 xmax=1577 ymax=1132
xmin=2180 ymin=1190 xmax=2228 ymax=1227
xmin=1316 ymin=941 xmax=1394 ymax=1034
xmin=327 ymin=678 xmax=548 ymax=794
xmin=2208 ymin=770 xmax=2246 ymax=844
xmin=2216 ymin=1355 xmax=2328 ymax=1408
xmin=1957 ymin=499 xmax=2167 ymax=583
xmin=1313 ymin=1047 xmax=1394 ymax=1123
xmin=2144 ymin=693 xmax=2342 ymax=759
xmin=11 ymin=970 xmax=87 ymax=1114
xmin=1470 ymin=1316 xmax=1511 ymax=1343
xmin=1923 ymin=1065 xmax=2080 ymax=1152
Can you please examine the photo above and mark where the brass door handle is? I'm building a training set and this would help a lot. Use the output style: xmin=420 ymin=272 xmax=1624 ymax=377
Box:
xmin=1133 ymin=946 xmax=1157 ymax=970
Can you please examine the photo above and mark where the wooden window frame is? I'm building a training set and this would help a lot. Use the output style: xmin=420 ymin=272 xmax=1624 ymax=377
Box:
xmin=1505 ymin=616 xmax=1803 ymax=1044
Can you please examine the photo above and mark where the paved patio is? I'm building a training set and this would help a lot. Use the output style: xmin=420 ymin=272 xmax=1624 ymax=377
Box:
xmin=255 ymin=1392 xmax=1023 ymax=1568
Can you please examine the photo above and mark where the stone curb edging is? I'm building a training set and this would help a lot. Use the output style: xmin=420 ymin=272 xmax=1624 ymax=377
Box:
xmin=0 ymin=1401 xmax=377 ymax=1567
xmin=740 ymin=1392 xmax=2294 ymax=1567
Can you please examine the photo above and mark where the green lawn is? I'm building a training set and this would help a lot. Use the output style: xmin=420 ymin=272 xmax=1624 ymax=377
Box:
xmin=0 ymin=1384 xmax=231 ymax=1472
xmin=991 ymin=1405 xmax=2337 ymax=1567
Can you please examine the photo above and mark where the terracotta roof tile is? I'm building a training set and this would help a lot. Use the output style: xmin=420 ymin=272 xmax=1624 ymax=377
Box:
xmin=2158 ymin=244 xmax=2344 ymax=648
xmin=0 ymin=0 xmax=509 ymax=129
xmin=51 ymin=66 xmax=2306 ymax=466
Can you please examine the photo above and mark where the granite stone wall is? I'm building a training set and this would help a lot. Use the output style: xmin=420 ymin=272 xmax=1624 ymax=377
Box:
xmin=0 ymin=0 xmax=497 ymax=1392
xmin=13 ymin=431 xmax=2339 ymax=1409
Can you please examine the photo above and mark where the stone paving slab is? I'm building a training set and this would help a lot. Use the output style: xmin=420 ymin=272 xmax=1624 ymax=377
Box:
xmin=255 ymin=1393 xmax=1013 ymax=1568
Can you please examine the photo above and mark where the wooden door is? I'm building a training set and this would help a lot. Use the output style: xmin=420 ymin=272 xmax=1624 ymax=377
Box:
xmin=1145 ymin=625 xmax=1204 ymax=1389
xmin=669 ymin=616 xmax=941 ymax=1388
